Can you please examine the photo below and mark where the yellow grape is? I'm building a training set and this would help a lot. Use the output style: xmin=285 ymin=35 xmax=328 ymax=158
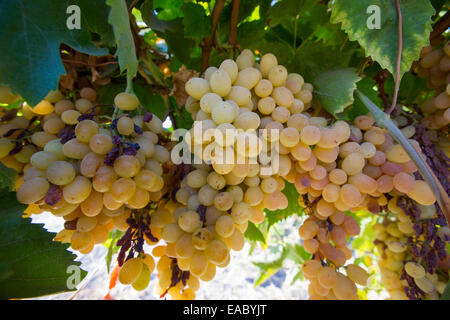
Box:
xmin=346 ymin=264 xmax=369 ymax=286
xmin=118 ymin=257 xmax=143 ymax=285
xmin=404 ymin=261 xmax=425 ymax=279
xmin=132 ymin=263 xmax=151 ymax=291
xmin=114 ymin=92 xmax=139 ymax=111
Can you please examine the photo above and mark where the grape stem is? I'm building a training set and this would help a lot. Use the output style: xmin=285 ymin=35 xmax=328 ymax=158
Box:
xmin=200 ymin=0 xmax=226 ymax=72
xmin=386 ymin=0 xmax=402 ymax=115
xmin=227 ymin=0 xmax=241 ymax=51
xmin=356 ymin=90 xmax=450 ymax=225
xmin=429 ymin=11 xmax=450 ymax=41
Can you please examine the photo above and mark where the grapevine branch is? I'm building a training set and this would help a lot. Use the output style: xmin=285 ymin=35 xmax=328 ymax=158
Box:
xmin=200 ymin=0 xmax=226 ymax=72
xmin=386 ymin=0 xmax=402 ymax=115
xmin=227 ymin=0 xmax=241 ymax=50
xmin=430 ymin=11 xmax=450 ymax=41
xmin=61 ymin=59 xmax=118 ymax=67
xmin=356 ymin=90 xmax=450 ymax=226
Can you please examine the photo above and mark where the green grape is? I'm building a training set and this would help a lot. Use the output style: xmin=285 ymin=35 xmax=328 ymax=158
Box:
xmin=132 ymin=263 xmax=151 ymax=291
xmin=30 ymin=150 xmax=58 ymax=170
xmin=16 ymin=177 xmax=50 ymax=204
xmin=114 ymin=92 xmax=139 ymax=111
xmin=63 ymin=176 xmax=92 ymax=204
xmin=46 ymin=161 xmax=76 ymax=185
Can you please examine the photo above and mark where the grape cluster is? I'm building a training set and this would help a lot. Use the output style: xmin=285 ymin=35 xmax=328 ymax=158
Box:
xmin=415 ymin=40 xmax=450 ymax=130
xmin=374 ymin=197 xmax=449 ymax=300
xmin=293 ymin=108 xmax=440 ymax=299
xmin=153 ymin=49 xmax=315 ymax=299
xmin=1 ymin=87 xmax=172 ymax=291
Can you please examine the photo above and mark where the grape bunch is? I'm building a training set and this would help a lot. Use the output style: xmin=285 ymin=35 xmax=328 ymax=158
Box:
xmin=415 ymin=40 xmax=450 ymax=130
xmin=374 ymin=196 xmax=449 ymax=300
xmin=2 ymin=86 xmax=172 ymax=291
xmin=292 ymin=108 xmax=440 ymax=299
xmin=151 ymin=49 xmax=315 ymax=298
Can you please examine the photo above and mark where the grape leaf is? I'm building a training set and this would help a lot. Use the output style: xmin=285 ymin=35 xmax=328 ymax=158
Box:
xmin=290 ymin=41 xmax=358 ymax=82
xmin=140 ymin=0 xmax=184 ymax=33
xmin=330 ymin=0 xmax=435 ymax=79
xmin=0 ymin=162 xmax=17 ymax=191
xmin=253 ymin=247 xmax=289 ymax=287
xmin=97 ymin=82 xmax=127 ymax=105
xmin=134 ymin=83 xmax=167 ymax=120
xmin=153 ymin=0 xmax=184 ymax=20
xmin=164 ymin=31 xmax=196 ymax=65
xmin=441 ymin=281 xmax=450 ymax=300
xmin=313 ymin=68 xmax=362 ymax=116
xmin=267 ymin=0 xmax=317 ymax=28
xmin=264 ymin=182 xmax=303 ymax=229
xmin=336 ymin=77 xmax=381 ymax=121
xmin=78 ymin=0 xmax=115 ymax=46
xmin=0 ymin=192 xmax=86 ymax=299
xmin=2 ymin=99 xmax=25 ymax=111
xmin=237 ymin=21 xmax=266 ymax=51
xmin=104 ymin=229 xmax=124 ymax=274
xmin=253 ymin=244 xmax=310 ymax=287
xmin=106 ymin=0 xmax=139 ymax=84
xmin=244 ymin=222 xmax=266 ymax=244
xmin=181 ymin=2 xmax=212 ymax=40
xmin=0 ymin=0 xmax=108 ymax=106
xmin=384 ymin=71 xmax=428 ymax=105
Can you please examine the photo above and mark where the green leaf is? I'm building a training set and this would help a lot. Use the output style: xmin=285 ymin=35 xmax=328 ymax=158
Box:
xmin=265 ymin=182 xmax=303 ymax=229
xmin=134 ymin=83 xmax=167 ymax=120
xmin=287 ymin=244 xmax=312 ymax=264
xmin=164 ymin=31 xmax=195 ymax=65
xmin=267 ymin=0 xmax=317 ymax=27
xmin=441 ymin=281 xmax=450 ymax=300
xmin=104 ymin=229 xmax=124 ymax=273
xmin=0 ymin=0 xmax=108 ymax=105
xmin=330 ymin=0 xmax=435 ymax=79
xmin=140 ymin=0 xmax=184 ymax=33
xmin=181 ymin=3 xmax=212 ymax=40
xmin=253 ymin=247 xmax=289 ymax=286
xmin=172 ymin=105 xmax=194 ymax=130
xmin=154 ymin=0 xmax=184 ymax=20
xmin=291 ymin=41 xmax=357 ymax=81
xmin=253 ymin=244 xmax=310 ymax=287
xmin=0 ymin=192 xmax=86 ymax=299
xmin=2 ymin=99 xmax=24 ymax=110
xmin=385 ymin=71 xmax=428 ymax=105
xmin=350 ymin=215 xmax=377 ymax=252
xmin=244 ymin=222 xmax=266 ymax=244
xmin=78 ymin=0 xmax=115 ymax=46
xmin=291 ymin=268 xmax=304 ymax=284
xmin=337 ymin=77 xmax=380 ymax=121
xmin=0 ymin=162 xmax=17 ymax=191
xmin=313 ymin=68 xmax=362 ymax=116
xmin=97 ymin=82 xmax=127 ymax=105
xmin=258 ymin=38 xmax=295 ymax=67
xmin=237 ymin=21 xmax=266 ymax=51
xmin=106 ymin=0 xmax=139 ymax=84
